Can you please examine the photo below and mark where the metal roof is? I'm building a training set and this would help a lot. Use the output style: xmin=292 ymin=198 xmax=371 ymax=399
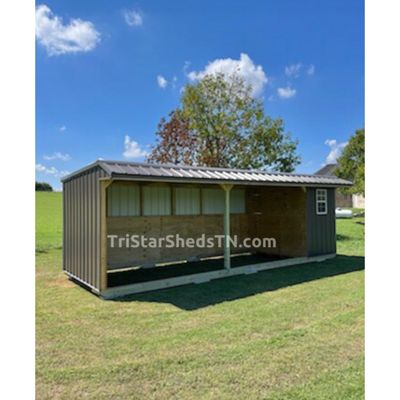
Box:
xmin=62 ymin=160 xmax=352 ymax=187
xmin=314 ymin=163 xmax=338 ymax=176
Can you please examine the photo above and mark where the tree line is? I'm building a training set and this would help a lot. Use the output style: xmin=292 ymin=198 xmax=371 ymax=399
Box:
xmin=36 ymin=182 xmax=53 ymax=192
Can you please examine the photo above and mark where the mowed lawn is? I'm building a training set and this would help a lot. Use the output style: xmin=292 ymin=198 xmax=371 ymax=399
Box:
xmin=36 ymin=192 xmax=364 ymax=399
xmin=36 ymin=192 xmax=63 ymax=251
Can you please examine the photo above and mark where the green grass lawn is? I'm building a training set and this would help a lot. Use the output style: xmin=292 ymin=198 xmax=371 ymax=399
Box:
xmin=36 ymin=192 xmax=62 ymax=251
xmin=36 ymin=193 xmax=364 ymax=399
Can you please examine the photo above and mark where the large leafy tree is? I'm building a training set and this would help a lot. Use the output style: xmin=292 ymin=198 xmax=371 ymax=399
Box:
xmin=335 ymin=128 xmax=365 ymax=195
xmin=147 ymin=111 xmax=195 ymax=165
xmin=148 ymin=73 xmax=300 ymax=172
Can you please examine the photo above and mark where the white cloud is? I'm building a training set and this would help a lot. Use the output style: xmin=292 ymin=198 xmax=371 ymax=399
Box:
xmin=36 ymin=163 xmax=70 ymax=178
xmin=59 ymin=125 xmax=66 ymax=132
xmin=324 ymin=139 xmax=348 ymax=164
xmin=43 ymin=152 xmax=71 ymax=161
xmin=157 ymin=75 xmax=168 ymax=89
xmin=277 ymin=86 xmax=296 ymax=99
xmin=35 ymin=164 xmax=46 ymax=172
xmin=285 ymin=63 xmax=315 ymax=77
xmin=187 ymin=53 xmax=268 ymax=97
xmin=123 ymin=136 xmax=148 ymax=159
xmin=36 ymin=5 xmax=100 ymax=56
xmin=285 ymin=63 xmax=302 ymax=78
xmin=123 ymin=9 xmax=143 ymax=27
xmin=307 ymin=64 xmax=315 ymax=76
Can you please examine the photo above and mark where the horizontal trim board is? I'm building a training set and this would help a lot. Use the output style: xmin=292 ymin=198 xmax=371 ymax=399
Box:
xmin=101 ymin=253 xmax=336 ymax=299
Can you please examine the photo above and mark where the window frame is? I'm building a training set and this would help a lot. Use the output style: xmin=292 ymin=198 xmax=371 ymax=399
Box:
xmin=315 ymin=188 xmax=328 ymax=215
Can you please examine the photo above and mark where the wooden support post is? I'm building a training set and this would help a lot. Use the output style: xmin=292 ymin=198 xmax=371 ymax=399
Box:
xmin=221 ymin=184 xmax=233 ymax=270
xmin=100 ymin=179 xmax=113 ymax=292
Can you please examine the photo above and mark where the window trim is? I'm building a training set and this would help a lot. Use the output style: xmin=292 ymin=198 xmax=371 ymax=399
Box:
xmin=315 ymin=189 xmax=328 ymax=215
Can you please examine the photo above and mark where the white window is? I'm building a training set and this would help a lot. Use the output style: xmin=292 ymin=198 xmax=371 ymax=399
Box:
xmin=316 ymin=189 xmax=328 ymax=215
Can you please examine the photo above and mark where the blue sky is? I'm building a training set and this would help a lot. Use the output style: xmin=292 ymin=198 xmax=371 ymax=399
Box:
xmin=36 ymin=0 xmax=364 ymax=189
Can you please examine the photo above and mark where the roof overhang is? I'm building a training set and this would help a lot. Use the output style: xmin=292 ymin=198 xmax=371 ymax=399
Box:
xmin=62 ymin=160 xmax=353 ymax=188
xmin=99 ymin=174 xmax=351 ymax=188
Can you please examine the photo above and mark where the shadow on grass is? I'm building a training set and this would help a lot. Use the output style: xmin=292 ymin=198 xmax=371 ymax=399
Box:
xmin=114 ymin=255 xmax=364 ymax=311
xmin=36 ymin=248 xmax=48 ymax=254
xmin=36 ymin=245 xmax=62 ymax=254
xmin=337 ymin=234 xmax=352 ymax=241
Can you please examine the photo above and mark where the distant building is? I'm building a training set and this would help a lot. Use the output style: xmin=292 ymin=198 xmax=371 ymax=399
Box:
xmin=314 ymin=164 xmax=364 ymax=209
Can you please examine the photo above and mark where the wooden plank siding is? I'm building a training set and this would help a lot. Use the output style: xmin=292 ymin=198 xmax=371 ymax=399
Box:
xmin=246 ymin=186 xmax=308 ymax=258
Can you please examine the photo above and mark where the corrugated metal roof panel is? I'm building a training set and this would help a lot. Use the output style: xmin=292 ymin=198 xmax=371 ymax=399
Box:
xmin=187 ymin=169 xmax=204 ymax=179
xmin=62 ymin=160 xmax=353 ymax=187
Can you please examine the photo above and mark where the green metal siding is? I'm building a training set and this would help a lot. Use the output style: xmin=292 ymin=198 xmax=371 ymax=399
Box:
xmin=142 ymin=186 xmax=171 ymax=216
xmin=231 ymin=189 xmax=245 ymax=213
xmin=174 ymin=187 xmax=201 ymax=215
xmin=202 ymin=188 xmax=245 ymax=214
xmin=306 ymin=188 xmax=336 ymax=256
xmin=202 ymin=188 xmax=225 ymax=214
xmin=107 ymin=183 xmax=140 ymax=216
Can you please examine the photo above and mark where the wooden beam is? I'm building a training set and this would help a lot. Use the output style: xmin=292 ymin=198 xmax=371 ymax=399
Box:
xmin=100 ymin=179 xmax=113 ymax=292
xmin=220 ymin=184 xmax=233 ymax=270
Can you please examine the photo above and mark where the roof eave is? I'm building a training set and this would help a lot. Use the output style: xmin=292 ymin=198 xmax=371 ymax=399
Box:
xmin=61 ymin=160 xmax=111 ymax=183
xmin=105 ymin=173 xmax=353 ymax=188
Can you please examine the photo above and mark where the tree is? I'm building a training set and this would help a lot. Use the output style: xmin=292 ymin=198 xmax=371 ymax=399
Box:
xmin=335 ymin=128 xmax=365 ymax=195
xmin=36 ymin=182 xmax=53 ymax=191
xmin=147 ymin=73 xmax=300 ymax=172
xmin=147 ymin=110 xmax=195 ymax=165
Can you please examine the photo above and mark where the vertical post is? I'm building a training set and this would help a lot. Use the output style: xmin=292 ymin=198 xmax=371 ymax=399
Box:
xmin=221 ymin=184 xmax=233 ymax=270
xmin=100 ymin=179 xmax=112 ymax=293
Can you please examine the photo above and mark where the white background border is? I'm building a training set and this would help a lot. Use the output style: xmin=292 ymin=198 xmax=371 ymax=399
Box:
xmin=1 ymin=0 xmax=400 ymax=398
xmin=366 ymin=0 xmax=400 ymax=398
xmin=0 ymin=1 xmax=35 ymax=398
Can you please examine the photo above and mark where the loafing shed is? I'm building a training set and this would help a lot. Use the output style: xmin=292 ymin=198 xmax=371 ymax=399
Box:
xmin=62 ymin=160 xmax=352 ymax=299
